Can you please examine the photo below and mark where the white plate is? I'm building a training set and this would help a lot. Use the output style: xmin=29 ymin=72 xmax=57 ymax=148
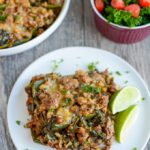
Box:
xmin=7 ymin=47 xmax=150 ymax=150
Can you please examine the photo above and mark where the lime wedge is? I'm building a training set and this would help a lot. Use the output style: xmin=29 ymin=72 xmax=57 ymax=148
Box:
xmin=109 ymin=86 xmax=141 ymax=114
xmin=115 ymin=105 xmax=138 ymax=143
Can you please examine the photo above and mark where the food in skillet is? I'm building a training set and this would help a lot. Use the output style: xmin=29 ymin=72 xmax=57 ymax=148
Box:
xmin=95 ymin=0 xmax=150 ymax=27
xmin=0 ymin=0 xmax=64 ymax=49
xmin=26 ymin=69 xmax=117 ymax=150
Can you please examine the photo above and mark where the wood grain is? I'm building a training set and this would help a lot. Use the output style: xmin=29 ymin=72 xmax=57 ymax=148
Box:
xmin=0 ymin=0 xmax=150 ymax=149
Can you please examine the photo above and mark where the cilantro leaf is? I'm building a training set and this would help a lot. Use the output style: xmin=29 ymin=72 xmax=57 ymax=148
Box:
xmin=82 ymin=84 xmax=101 ymax=94
xmin=16 ymin=120 xmax=21 ymax=125
xmin=88 ymin=61 xmax=99 ymax=72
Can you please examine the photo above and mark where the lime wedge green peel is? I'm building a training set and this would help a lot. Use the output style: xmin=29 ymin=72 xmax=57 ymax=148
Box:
xmin=109 ymin=86 xmax=141 ymax=114
xmin=115 ymin=105 xmax=138 ymax=143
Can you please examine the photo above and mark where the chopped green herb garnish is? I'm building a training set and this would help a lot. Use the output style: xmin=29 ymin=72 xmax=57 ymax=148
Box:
xmin=141 ymin=97 xmax=145 ymax=101
xmin=51 ymin=59 xmax=64 ymax=71
xmin=24 ymin=124 xmax=28 ymax=128
xmin=49 ymin=108 xmax=55 ymax=112
xmin=84 ymin=141 xmax=90 ymax=145
xmin=125 ymin=80 xmax=128 ymax=84
xmin=133 ymin=147 xmax=137 ymax=150
xmin=47 ymin=4 xmax=62 ymax=9
xmin=115 ymin=71 xmax=122 ymax=76
xmin=82 ymin=84 xmax=101 ymax=94
xmin=65 ymin=98 xmax=71 ymax=104
xmin=88 ymin=61 xmax=99 ymax=72
xmin=16 ymin=120 xmax=21 ymax=125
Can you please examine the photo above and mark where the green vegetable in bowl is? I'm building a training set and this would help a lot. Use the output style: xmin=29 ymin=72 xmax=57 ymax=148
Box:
xmin=103 ymin=6 xmax=142 ymax=27
xmin=95 ymin=0 xmax=150 ymax=27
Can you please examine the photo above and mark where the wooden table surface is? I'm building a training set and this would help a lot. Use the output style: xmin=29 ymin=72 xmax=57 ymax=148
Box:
xmin=0 ymin=0 xmax=150 ymax=150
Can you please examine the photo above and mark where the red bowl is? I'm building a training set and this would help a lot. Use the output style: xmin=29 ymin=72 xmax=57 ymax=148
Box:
xmin=90 ymin=0 xmax=150 ymax=44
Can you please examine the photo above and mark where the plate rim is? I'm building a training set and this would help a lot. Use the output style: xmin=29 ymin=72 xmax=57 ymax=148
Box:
xmin=7 ymin=46 xmax=150 ymax=150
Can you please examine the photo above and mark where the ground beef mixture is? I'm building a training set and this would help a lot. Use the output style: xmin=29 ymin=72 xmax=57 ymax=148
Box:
xmin=0 ymin=0 xmax=64 ymax=48
xmin=26 ymin=69 xmax=117 ymax=150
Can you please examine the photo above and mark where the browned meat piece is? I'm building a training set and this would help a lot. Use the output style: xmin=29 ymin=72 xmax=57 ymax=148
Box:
xmin=91 ymin=71 xmax=105 ymax=82
xmin=39 ymin=92 xmax=60 ymax=111
xmin=60 ymin=77 xmax=79 ymax=90
xmin=26 ymin=96 xmax=33 ymax=105
xmin=103 ymin=69 xmax=109 ymax=76
xmin=56 ymin=116 xmax=63 ymax=124
xmin=77 ymin=127 xmax=89 ymax=144
xmin=26 ymin=117 xmax=42 ymax=135
xmin=6 ymin=6 xmax=15 ymax=15
xmin=76 ymin=96 xmax=87 ymax=105
xmin=104 ymin=117 xmax=114 ymax=139
xmin=97 ymin=94 xmax=109 ymax=113
xmin=70 ymin=105 xmax=79 ymax=113
xmin=75 ymin=70 xmax=92 ymax=83
xmin=48 ymin=140 xmax=57 ymax=148
xmin=108 ymin=83 xmax=117 ymax=93
xmin=19 ymin=0 xmax=31 ymax=7
xmin=79 ymin=104 xmax=95 ymax=116
xmin=103 ymin=117 xmax=114 ymax=150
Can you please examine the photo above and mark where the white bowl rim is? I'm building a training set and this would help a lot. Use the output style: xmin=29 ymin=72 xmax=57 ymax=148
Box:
xmin=0 ymin=0 xmax=70 ymax=56
xmin=90 ymin=0 xmax=150 ymax=30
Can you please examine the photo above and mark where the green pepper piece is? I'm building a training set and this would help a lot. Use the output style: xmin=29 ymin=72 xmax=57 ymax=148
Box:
xmin=51 ymin=123 xmax=68 ymax=131
xmin=27 ymin=103 xmax=34 ymax=112
xmin=0 ymin=14 xmax=7 ymax=22
xmin=32 ymin=27 xmax=38 ymax=38
xmin=32 ymin=79 xmax=45 ymax=97
xmin=86 ymin=114 xmax=95 ymax=120
xmin=47 ymin=4 xmax=62 ymax=9
xmin=0 ymin=43 xmax=9 ymax=49
xmin=14 ymin=37 xmax=31 ymax=46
